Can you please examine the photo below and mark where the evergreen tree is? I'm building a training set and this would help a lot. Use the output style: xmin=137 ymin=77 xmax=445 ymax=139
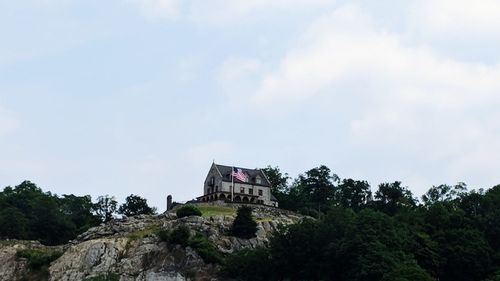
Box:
xmin=231 ymin=206 xmax=257 ymax=239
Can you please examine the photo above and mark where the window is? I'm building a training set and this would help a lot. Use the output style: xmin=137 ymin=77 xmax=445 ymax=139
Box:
xmin=215 ymin=185 xmax=218 ymax=192
xmin=240 ymin=187 xmax=245 ymax=193
xmin=258 ymin=189 xmax=263 ymax=196
xmin=249 ymin=188 xmax=253 ymax=195
xmin=256 ymin=175 xmax=262 ymax=184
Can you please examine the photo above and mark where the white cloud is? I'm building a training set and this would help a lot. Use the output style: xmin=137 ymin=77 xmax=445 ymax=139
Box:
xmin=229 ymin=4 xmax=500 ymax=190
xmin=129 ymin=0 xmax=180 ymax=20
xmin=411 ymin=0 xmax=500 ymax=33
xmin=187 ymin=0 xmax=335 ymax=24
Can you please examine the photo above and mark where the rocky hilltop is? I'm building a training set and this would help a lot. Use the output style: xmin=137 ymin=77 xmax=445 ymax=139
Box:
xmin=0 ymin=204 xmax=303 ymax=281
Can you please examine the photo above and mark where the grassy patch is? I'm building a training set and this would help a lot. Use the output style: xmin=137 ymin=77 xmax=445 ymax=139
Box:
xmin=126 ymin=223 xmax=159 ymax=240
xmin=197 ymin=206 xmax=235 ymax=217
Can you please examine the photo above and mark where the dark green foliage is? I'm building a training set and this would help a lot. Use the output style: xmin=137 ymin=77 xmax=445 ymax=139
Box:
xmin=373 ymin=181 xmax=417 ymax=215
xmin=83 ymin=273 xmax=120 ymax=281
xmin=160 ymin=226 xmax=222 ymax=264
xmin=59 ymin=194 xmax=100 ymax=233
xmin=160 ymin=225 xmax=222 ymax=264
xmin=118 ymin=194 xmax=157 ymax=217
xmin=226 ymin=181 xmax=500 ymax=281
xmin=223 ymin=248 xmax=273 ymax=281
xmin=337 ymin=178 xmax=372 ymax=210
xmin=157 ymin=229 xmax=170 ymax=242
xmin=17 ymin=249 xmax=63 ymax=270
xmin=16 ymin=248 xmax=63 ymax=280
xmin=168 ymin=225 xmax=191 ymax=246
xmin=93 ymin=195 xmax=118 ymax=222
xmin=231 ymin=206 xmax=257 ymax=239
xmin=175 ymin=205 xmax=202 ymax=218
xmin=381 ymin=261 xmax=435 ymax=281
xmin=188 ymin=233 xmax=223 ymax=264
xmin=0 ymin=181 xmax=99 ymax=245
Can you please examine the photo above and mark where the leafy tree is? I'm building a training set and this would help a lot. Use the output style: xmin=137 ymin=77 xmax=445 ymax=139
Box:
xmin=231 ymin=206 xmax=257 ymax=239
xmin=261 ymin=166 xmax=290 ymax=195
xmin=422 ymin=183 xmax=468 ymax=205
xmin=337 ymin=178 xmax=372 ymax=210
xmin=59 ymin=194 xmax=100 ymax=233
xmin=381 ymin=260 xmax=435 ymax=281
xmin=374 ymin=181 xmax=417 ymax=215
xmin=118 ymin=194 xmax=156 ymax=217
xmin=0 ymin=207 xmax=28 ymax=239
xmin=224 ymin=248 xmax=273 ymax=281
xmin=93 ymin=195 xmax=117 ymax=222
xmin=294 ymin=165 xmax=338 ymax=212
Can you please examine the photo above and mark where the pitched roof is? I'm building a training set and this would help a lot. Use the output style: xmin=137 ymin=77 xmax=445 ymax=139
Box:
xmin=215 ymin=164 xmax=271 ymax=187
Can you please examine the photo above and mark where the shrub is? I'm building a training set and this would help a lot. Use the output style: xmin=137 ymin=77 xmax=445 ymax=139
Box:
xmin=176 ymin=205 xmax=202 ymax=218
xmin=168 ymin=225 xmax=191 ymax=246
xmin=158 ymin=229 xmax=170 ymax=242
xmin=223 ymin=247 xmax=273 ymax=281
xmin=189 ymin=233 xmax=223 ymax=264
xmin=17 ymin=249 xmax=63 ymax=270
xmin=231 ymin=206 xmax=258 ymax=239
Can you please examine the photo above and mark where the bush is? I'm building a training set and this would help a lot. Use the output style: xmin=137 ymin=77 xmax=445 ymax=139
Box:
xmin=176 ymin=205 xmax=202 ymax=218
xmin=158 ymin=229 xmax=170 ymax=242
xmin=231 ymin=206 xmax=258 ymax=239
xmin=17 ymin=249 xmax=63 ymax=270
xmin=189 ymin=233 xmax=223 ymax=264
xmin=168 ymin=225 xmax=191 ymax=246
xmin=223 ymin=247 xmax=273 ymax=280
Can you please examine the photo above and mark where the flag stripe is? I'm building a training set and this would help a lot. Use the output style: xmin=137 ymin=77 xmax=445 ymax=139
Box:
xmin=232 ymin=168 xmax=247 ymax=182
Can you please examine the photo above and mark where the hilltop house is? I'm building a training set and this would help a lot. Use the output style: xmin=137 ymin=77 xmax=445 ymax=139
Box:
xmin=197 ymin=163 xmax=278 ymax=207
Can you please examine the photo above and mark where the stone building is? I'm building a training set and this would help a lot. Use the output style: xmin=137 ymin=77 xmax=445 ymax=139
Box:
xmin=197 ymin=163 xmax=278 ymax=207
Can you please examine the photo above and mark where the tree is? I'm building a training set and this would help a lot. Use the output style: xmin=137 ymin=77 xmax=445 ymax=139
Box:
xmin=93 ymin=195 xmax=117 ymax=222
xmin=261 ymin=166 xmax=290 ymax=195
xmin=337 ymin=179 xmax=372 ymax=210
xmin=231 ymin=206 xmax=258 ymax=239
xmin=374 ymin=181 xmax=416 ymax=215
xmin=422 ymin=183 xmax=468 ymax=205
xmin=0 ymin=207 xmax=28 ymax=239
xmin=59 ymin=194 xmax=100 ymax=233
xmin=118 ymin=194 xmax=156 ymax=217
xmin=295 ymin=165 xmax=338 ymax=212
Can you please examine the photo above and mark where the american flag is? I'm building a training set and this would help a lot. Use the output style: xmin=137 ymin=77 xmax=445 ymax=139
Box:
xmin=232 ymin=167 xmax=247 ymax=182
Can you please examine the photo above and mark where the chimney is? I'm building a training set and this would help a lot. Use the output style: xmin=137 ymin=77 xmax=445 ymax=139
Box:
xmin=167 ymin=195 xmax=173 ymax=211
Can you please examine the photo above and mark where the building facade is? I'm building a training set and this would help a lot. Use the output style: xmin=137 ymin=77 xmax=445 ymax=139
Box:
xmin=197 ymin=163 xmax=277 ymax=206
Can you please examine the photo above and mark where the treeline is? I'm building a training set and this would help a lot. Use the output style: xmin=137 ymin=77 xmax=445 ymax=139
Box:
xmin=0 ymin=181 xmax=156 ymax=245
xmin=223 ymin=165 xmax=500 ymax=281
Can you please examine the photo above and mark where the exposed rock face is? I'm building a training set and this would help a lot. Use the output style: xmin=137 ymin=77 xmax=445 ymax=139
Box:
xmin=0 ymin=244 xmax=28 ymax=281
xmin=0 ymin=204 xmax=303 ymax=281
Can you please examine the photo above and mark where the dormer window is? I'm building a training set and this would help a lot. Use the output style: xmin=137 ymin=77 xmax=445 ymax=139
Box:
xmin=256 ymin=175 xmax=262 ymax=184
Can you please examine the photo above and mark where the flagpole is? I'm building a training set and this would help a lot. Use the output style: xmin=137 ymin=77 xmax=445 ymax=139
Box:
xmin=231 ymin=166 xmax=234 ymax=202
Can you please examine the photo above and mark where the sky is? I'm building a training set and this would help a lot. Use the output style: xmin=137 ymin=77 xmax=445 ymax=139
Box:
xmin=1 ymin=0 xmax=500 ymax=211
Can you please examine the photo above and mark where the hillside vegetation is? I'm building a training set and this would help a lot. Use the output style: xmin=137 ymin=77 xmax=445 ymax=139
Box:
xmin=0 ymin=165 xmax=499 ymax=281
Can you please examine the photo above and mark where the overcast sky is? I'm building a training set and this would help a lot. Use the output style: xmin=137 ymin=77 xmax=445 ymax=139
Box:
xmin=1 ymin=0 xmax=499 ymax=211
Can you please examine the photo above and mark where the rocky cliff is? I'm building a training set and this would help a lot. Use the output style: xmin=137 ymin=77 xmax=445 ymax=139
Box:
xmin=0 ymin=204 xmax=303 ymax=281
